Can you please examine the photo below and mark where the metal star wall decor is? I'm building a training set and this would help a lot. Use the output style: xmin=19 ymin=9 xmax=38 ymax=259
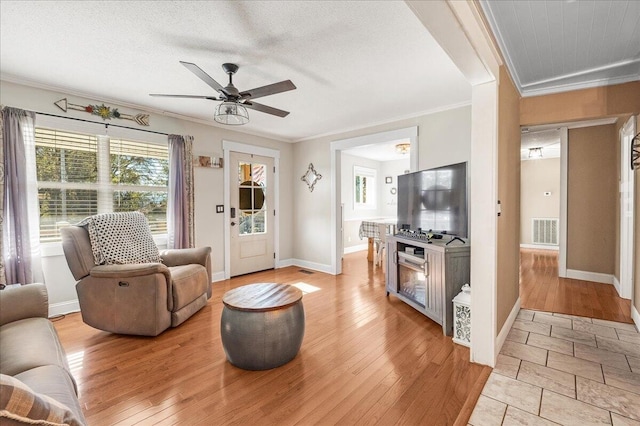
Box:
xmin=301 ymin=163 xmax=322 ymax=192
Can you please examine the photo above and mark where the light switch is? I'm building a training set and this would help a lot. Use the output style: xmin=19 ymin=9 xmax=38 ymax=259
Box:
xmin=216 ymin=205 xmax=224 ymax=213
xmin=544 ymin=191 xmax=552 ymax=196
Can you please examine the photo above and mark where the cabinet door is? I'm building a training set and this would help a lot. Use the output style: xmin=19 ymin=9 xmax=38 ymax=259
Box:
xmin=443 ymin=251 xmax=471 ymax=335
xmin=385 ymin=240 xmax=397 ymax=294
xmin=423 ymin=249 xmax=444 ymax=324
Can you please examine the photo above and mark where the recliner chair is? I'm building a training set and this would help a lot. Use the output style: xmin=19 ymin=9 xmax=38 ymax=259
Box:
xmin=61 ymin=225 xmax=212 ymax=336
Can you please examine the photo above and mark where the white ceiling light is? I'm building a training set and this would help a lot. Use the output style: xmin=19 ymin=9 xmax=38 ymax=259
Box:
xmin=214 ymin=102 xmax=249 ymax=125
xmin=528 ymin=147 xmax=543 ymax=159
xmin=395 ymin=143 xmax=411 ymax=155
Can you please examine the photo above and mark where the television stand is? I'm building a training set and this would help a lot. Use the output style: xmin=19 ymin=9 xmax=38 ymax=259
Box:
xmin=385 ymin=234 xmax=470 ymax=336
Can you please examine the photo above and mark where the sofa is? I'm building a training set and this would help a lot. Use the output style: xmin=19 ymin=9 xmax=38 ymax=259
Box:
xmin=0 ymin=284 xmax=86 ymax=425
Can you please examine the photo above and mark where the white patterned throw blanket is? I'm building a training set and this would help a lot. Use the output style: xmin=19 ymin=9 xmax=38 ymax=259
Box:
xmin=78 ymin=212 xmax=161 ymax=265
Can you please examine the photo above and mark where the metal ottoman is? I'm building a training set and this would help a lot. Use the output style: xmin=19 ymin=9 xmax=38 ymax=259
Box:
xmin=220 ymin=283 xmax=305 ymax=370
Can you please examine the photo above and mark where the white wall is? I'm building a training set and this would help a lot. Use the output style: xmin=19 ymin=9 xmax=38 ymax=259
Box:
xmin=381 ymin=159 xmax=410 ymax=217
xmin=1 ymin=80 xmax=294 ymax=313
xmin=294 ymin=105 xmax=472 ymax=268
xmin=520 ymin=158 xmax=561 ymax=245
xmin=341 ymin=153 xmax=383 ymax=222
xmin=340 ymin=155 xmax=409 ymax=251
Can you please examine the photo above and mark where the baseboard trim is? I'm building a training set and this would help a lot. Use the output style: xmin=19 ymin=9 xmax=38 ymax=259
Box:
xmin=49 ymin=300 xmax=80 ymax=317
xmin=276 ymin=259 xmax=295 ymax=268
xmin=632 ymin=305 xmax=640 ymax=331
xmin=613 ymin=276 xmax=622 ymax=298
xmin=566 ymin=269 xmax=614 ymax=285
xmin=495 ymin=297 xmax=520 ymax=366
xmin=520 ymin=244 xmax=559 ymax=251
xmin=344 ymin=244 xmax=367 ymax=254
xmin=212 ymin=271 xmax=226 ymax=283
xmin=290 ymin=259 xmax=333 ymax=275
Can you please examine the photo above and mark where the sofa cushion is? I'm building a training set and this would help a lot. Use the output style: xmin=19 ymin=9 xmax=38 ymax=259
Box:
xmin=78 ymin=212 xmax=161 ymax=265
xmin=169 ymin=264 xmax=208 ymax=311
xmin=15 ymin=366 xmax=86 ymax=425
xmin=0 ymin=374 xmax=83 ymax=426
xmin=0 ymin=318 xmax=73 ymax=386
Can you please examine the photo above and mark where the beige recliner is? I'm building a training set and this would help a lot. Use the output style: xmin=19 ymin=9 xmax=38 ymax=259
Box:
xmin=61 ymin=225 xmax=212 ymax=336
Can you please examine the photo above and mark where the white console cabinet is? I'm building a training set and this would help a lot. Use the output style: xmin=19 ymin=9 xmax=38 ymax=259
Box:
xmin=386 ymin=235 xmax=470 ymax=336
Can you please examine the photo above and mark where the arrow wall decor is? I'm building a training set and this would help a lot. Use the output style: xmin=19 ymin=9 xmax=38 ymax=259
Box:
xmin=54 ymin=98 xmax=150 ymax=126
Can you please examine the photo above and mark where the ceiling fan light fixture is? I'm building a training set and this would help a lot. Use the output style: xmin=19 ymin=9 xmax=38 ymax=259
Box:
xmin=214 ymin=101 xmax=249 ymax=125
xmin=395 ymin=143 xmax=411 ymax=155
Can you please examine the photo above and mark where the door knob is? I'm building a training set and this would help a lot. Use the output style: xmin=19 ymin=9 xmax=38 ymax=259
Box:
xmin=231 ymin=222 xmax=236 ymax=226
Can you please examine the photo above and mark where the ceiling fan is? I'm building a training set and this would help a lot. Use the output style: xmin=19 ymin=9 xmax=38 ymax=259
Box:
xmin=150 ymin=61 xmax=296 ymax=125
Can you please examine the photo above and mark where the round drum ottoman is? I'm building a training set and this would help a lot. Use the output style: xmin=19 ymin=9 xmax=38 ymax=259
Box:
xmin=221 ymin=283 xmax=305 ymax=370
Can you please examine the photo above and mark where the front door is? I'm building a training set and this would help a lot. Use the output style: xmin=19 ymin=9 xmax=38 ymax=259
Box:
xmin=229 ymin=151 xmax=275 ymax=276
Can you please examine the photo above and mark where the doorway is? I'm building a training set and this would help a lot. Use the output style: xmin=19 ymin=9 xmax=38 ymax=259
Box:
xmin=519 ymin=118 xmax=629 ymax=311
xmin=330 ymin=126 xmax=419 ymax=275
xmin=519 ymin=128 xmax=562 ymax=257
xmin=341 ymin=142 xmax=411 ymax=258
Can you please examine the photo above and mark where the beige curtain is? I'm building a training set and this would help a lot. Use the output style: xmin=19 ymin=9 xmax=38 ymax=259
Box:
xmin=167 ymin=134 xmax=195 ymax=249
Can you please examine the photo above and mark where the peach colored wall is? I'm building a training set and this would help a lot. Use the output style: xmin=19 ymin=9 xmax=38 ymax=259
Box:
xmin=521 ymin=82 xmax=640 ymax=127
xmin=567 ymin=125 xmax=617 ymax=274
xmin=497 ymin=66 xmax=521 ymax=331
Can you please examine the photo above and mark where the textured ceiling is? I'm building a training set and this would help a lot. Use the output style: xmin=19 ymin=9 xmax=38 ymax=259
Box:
xmin=0 ymin=1 xmax=471 ymax=142
xmin=481 ymin=0 xmax=640 ymax=96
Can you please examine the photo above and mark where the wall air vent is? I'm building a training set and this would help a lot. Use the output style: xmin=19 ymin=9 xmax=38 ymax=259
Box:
xmin=532 ymin=218 xmax=559 ymax=245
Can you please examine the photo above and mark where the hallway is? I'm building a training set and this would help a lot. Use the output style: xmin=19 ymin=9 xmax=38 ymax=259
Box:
xmin=520 ymin=249 xmax=633 ymax=324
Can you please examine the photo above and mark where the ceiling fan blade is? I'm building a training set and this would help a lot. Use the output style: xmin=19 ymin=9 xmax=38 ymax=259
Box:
xmin=180 ymin=61 xmax=225 ymax=93
xmin=149 ymin=94 xmax=220 ymax=100
xmin=243 ymin=101 xmax=290 ymax=117
xmin=239 ymin=80 xmax=296 ymax=101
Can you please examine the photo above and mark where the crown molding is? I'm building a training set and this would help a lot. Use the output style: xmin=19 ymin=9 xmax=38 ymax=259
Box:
xmin=478 ymin=0 xmax=523 ymax=92
xmin=520 ymin=74 xmax=640 ymax=98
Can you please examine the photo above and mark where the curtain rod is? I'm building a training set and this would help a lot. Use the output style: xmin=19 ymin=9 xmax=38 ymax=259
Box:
xmin=34 ymin=111 xmax=169 ymax=136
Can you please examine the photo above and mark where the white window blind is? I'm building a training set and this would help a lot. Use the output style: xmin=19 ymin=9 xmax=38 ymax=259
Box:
xmin=35 ymin=127 xmax=168 ymax=242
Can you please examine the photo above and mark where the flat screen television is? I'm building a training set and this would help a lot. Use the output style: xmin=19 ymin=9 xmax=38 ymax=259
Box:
xmin=397 ymin=162 xmax=468 ymax=238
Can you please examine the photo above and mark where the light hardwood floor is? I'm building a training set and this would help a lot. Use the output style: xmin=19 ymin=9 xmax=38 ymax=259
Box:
xmin=520 ymin=249 xmax=632 ymax=323
xmin=54 ymin=252 xmax=490 ymax=425
xmin=54 ymin=249 xmax=633 ymax=424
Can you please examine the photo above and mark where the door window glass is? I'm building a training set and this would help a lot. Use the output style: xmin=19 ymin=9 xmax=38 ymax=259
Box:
xmin=237 ymin=162 xmax=267 ymax=235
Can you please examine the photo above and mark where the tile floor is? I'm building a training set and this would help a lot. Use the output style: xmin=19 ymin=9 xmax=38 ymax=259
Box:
xmin=469 ymin=310 xmax=640 ymax=426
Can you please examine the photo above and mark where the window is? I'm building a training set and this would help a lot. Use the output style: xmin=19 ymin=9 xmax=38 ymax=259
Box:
xmin=237 ymin=161 xmax=267 ymax=235
xmin=354 ymin=166 xmax=376 ymax=210
xmin=35 ymin=127 xmax=168 ymax=242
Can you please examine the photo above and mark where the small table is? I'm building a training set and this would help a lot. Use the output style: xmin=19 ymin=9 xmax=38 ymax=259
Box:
xmin=360 ymin=219 xmax=397 ymax=262
xmin=220 ymin=283 xmax=305 ymax=370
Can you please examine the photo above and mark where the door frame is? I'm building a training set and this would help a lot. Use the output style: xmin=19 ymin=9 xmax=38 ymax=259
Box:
xmin=222 ymin=140 xmax=280 ymax=280
xmin=619 ymin=116 xmax=636 ymax=299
